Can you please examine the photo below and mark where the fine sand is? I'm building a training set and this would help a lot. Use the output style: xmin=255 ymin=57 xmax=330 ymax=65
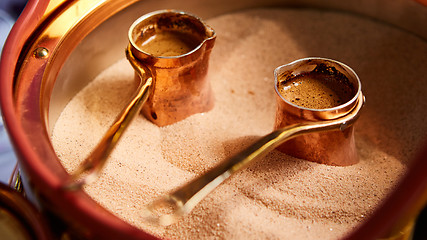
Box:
xmin=52 ymin=8 xmax=427 ymax=239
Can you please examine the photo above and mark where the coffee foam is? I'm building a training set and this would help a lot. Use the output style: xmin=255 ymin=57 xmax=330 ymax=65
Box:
xmin=136 ymin=30 xmax=202 ymax=57
xmin=278 ymin=66 xmax=355 ymax=109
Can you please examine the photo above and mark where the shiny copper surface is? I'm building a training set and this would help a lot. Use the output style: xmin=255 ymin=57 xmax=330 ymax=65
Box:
xmin=274 ymin=58 xmax=362 ymax=166
xmin=128 ymin=10 xmax=216 ymax=126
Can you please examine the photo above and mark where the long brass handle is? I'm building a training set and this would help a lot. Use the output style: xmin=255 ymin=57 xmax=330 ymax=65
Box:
xmin=142 ymin=94 xmax=365 ymax=226
xmin=64 ymin=45 xmax=154 ymax=190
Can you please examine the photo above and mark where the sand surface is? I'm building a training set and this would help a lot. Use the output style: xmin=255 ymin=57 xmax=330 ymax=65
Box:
xmin=52 ymin=8 xmax=427 ymax=239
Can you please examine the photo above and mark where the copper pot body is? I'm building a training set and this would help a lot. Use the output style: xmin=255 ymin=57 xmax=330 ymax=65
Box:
xmin=274 ymin=58 xmax=361 ymax=166
xmin=128 ymin=10 xmax=216 ymax=126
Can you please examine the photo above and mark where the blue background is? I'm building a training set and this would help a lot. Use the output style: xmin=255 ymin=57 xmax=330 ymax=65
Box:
xmin=0 ymin=0 xmax=26 ymax=184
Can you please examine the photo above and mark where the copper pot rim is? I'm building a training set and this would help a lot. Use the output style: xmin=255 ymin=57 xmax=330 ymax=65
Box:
xmin=128 ymin=9 xmax=216 ymax=60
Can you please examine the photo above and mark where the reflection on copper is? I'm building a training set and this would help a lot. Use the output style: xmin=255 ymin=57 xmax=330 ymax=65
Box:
xmin=128 ymin=10 xmax=216 ymax=126
xmin=274 ymin=57 xmax=363 ymax=166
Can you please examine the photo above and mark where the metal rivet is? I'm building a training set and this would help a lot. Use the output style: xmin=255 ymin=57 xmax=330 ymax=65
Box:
xmin=33 ymin=47 xmax=49 ymax=59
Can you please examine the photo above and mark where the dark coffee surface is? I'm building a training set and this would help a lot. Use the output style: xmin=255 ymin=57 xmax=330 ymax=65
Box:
xmin=278 ymin=71 xmax=355 ymax=109
xmin=135 ymin=30 xmax=201 ymax=57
